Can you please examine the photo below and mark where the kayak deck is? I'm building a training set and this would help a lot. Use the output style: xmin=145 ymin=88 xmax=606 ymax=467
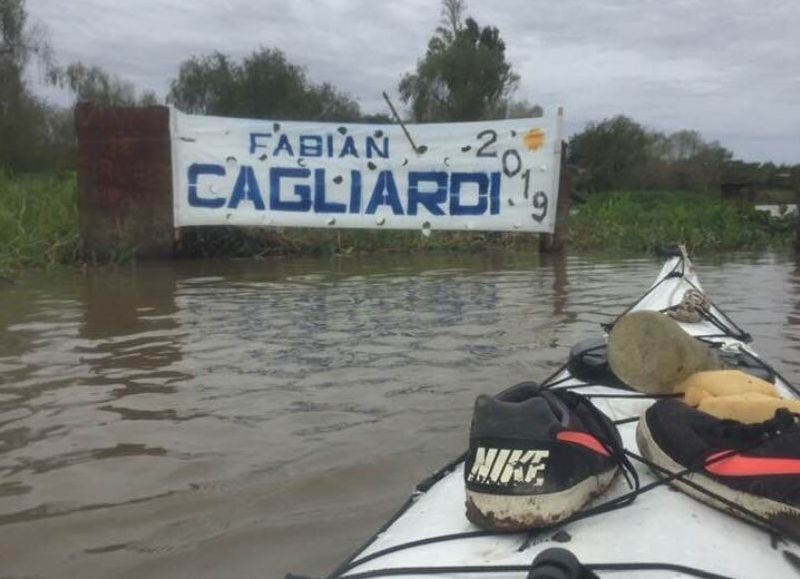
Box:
xmin=331 ymin=256 xmax=800 ymax=578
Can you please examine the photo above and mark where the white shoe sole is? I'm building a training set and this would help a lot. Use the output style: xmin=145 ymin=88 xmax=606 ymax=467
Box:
xmin=465 ymin=469 xmax=617 ymax=532
xmin=636 ymin=415 xmax=800 ymax=539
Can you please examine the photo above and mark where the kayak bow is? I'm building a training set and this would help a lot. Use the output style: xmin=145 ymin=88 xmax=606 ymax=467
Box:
xmin=327 ymin=254 xmax=800 ymax=579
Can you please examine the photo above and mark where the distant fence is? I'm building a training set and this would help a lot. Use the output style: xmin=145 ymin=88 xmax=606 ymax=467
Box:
xmin=75 ymin=104 xmax=567 ymax=258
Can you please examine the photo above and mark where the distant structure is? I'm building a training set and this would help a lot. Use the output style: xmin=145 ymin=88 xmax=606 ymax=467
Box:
xmin=75 ymin=104 xmax=568 ymax=259
xmin=540 ymin=141 xmax=570 ymax=254
xmin=75 ymin=104 xmax=174 ymax=259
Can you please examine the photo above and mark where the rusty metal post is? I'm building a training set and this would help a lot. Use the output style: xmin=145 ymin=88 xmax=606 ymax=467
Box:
xmin=539 ymin=140 xmax=570 ymax=254
xmin=75 ymin=104 xmax=174 ymax=259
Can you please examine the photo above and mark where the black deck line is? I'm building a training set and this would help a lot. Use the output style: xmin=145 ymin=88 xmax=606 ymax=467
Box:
xmin=320 ymin=253 xmax=799 ymax=579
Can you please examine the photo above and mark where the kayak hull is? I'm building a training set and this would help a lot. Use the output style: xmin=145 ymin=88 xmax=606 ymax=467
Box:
xmin=329 ymin=255 xmax=800 ymax=579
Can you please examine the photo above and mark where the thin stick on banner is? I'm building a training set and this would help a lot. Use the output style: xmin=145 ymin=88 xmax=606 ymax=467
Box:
xmin=382 ymin=91 xmax=420 ymax=154
xmin=549 ymin=106 xmax=565 ymax=233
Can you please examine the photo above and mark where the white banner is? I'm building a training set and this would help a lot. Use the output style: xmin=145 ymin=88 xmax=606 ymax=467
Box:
xmin=171 ymin=108 xmax=562 ymax=232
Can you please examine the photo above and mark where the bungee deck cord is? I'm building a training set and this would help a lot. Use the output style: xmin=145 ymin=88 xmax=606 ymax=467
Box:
xmin=320 ymin=254 xmax=800 ymax=579
xmin=602 ymin=256 xmax=750 ymax=344
xmin=327 ymin=375 xmax=800 ymax=579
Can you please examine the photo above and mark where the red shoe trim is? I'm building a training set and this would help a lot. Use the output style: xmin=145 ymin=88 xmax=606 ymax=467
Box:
xmin=556 ymin=431 xmax=610 ymax=457
xmin=706 ymin=451 xmax=800 ymax=476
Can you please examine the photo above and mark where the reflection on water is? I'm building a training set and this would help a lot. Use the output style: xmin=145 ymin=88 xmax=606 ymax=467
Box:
xmin=0 ymin=251 xmax=798 ymax=578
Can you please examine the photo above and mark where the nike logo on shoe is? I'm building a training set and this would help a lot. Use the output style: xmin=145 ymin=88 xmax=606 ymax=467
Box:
xmin=466 ymin=447 xmax=550 ymax=486
xmin=705 ymin=451 xmax=800 ymax=476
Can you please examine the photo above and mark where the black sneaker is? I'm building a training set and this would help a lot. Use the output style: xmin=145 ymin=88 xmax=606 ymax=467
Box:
xmin=464 ymin=383 xmax=632 ymax=532
xmin=637 ymin=399 xmax=800 ymax=537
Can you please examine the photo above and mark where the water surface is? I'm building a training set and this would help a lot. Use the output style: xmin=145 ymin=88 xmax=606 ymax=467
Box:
xmin=1 ymin=251 xmax=798 ymax=578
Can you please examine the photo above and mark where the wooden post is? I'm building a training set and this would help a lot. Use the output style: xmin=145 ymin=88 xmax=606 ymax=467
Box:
xmin=539 ymin=140 xmax=570 ymax=254
xmin=795 ymin=187 xmax=800 ymax=251
xmin=75 ymin=104 xmax=174 ymax=259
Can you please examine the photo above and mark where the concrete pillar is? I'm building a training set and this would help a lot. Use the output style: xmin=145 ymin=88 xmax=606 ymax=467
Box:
xmin=75 ymin=104 xmax=174 ymax=259
xmin=539 ymin=140 xmax=571 ymax=254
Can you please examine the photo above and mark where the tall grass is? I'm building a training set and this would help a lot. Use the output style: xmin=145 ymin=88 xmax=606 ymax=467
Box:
xmin=569 ymin=191 xmax=793 ymax=252
xmin=0 ymin=171 xmax=80 ymax=275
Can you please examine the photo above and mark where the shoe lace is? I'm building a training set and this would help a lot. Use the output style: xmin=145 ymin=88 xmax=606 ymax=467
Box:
xmin=553 ymin=390 xmax=641 ymax=497
xmin=326 ymin=408 xmax=800 ymax=579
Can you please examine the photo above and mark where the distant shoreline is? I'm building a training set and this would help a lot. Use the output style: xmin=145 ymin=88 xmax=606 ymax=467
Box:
xmin=1 ymin=173 xmax=794 ymax=276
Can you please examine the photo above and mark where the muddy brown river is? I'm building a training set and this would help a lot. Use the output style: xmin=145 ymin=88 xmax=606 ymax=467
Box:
xmin=1 ymin=251 xmax=798 ymax=578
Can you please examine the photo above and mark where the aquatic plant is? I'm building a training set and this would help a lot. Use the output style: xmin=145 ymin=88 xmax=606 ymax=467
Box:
xmin=0 ymin=171 xmax=80 ymax=275
xmin=569 ymin=190 xmax=793 ymax=252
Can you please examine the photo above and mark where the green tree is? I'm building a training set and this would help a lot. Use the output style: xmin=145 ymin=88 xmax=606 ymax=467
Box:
xmin=398 ymin=0 xmax=519 ymax=122
xmin=168 ymin=51 xmax=240 ymax=114
xmin=168 ymin=47 xmax=363 ymax=122
xmin=569 ymin=115 xmax=655 ymax=192
xmin=505 ymin=99 xmax=543 ymax=119
xmin=0 ymin=0 xmax=53 ymax=85
xmin=0 ymin=0 xmax=61 ymax=172
xmin=52 ymin=62 xmax=157 ymax=107
xmin=570 ymin=117 xmax=736 ymax=194
xmin=661 ymin=130 xmax=731 ymax=193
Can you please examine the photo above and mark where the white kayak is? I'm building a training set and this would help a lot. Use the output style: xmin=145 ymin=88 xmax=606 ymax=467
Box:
xmin=325 ymin=252 xmax=800 ymax=579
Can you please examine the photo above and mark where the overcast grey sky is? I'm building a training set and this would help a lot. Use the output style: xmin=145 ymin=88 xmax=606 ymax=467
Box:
xmin=28 ymin=0 xmax=800 ymax=163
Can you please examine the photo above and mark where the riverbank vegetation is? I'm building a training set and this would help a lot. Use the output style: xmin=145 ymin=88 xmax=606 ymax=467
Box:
xmin=1 ymin=173 xmax=793 ymax=277
xmin=569 ymin=191 xmax=793 ymax=252
xmin=1 ymin=0 xmax=797 ymax=274
xmin=0 ymin=171 xmax=79 ymax=275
